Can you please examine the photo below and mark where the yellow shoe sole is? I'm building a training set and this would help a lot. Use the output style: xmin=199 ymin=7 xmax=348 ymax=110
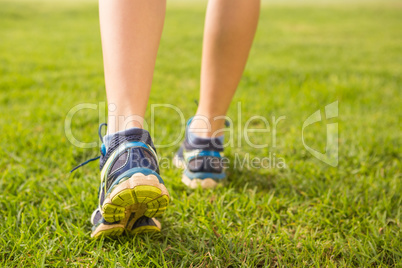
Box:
xmin=101 ymin=173 xmax=169 ymax=223
xmin=91 ymin=225 xmax=125 ymax=238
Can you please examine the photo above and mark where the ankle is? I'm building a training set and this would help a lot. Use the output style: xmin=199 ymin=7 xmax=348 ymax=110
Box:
xmin=188 ymin=115 xmax=225 ymax=138
xmin=107 ymin=114 xmax=145 ymax=134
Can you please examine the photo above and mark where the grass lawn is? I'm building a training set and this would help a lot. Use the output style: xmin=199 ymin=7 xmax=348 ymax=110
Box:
xmin=0 ymin=0 xmax=401 ymax=266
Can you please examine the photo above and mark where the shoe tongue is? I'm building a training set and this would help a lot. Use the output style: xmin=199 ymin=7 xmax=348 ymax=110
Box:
xmin=185 ymin=132 xmax=224 ymax=151
xmin=104 ymin=128 xmax=156 ymax=152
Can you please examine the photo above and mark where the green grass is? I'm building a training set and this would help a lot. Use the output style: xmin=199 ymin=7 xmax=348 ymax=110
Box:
xmin=0 ymin=0 xmax=401 ymax=266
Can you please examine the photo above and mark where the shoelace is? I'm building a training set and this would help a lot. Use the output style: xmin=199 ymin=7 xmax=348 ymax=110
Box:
xmin=70 ymin=123 xmax=107 ymax=173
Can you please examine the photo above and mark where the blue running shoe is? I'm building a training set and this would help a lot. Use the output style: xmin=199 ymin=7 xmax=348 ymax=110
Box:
xmin=173 ymin=120 xmax=226 ymax=189
xmin=72 ymin=125 xmax=169 ymax=238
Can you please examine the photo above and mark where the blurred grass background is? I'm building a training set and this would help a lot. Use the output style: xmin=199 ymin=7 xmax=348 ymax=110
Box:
xmin=0 ymin=0 xmax=401 ymax=266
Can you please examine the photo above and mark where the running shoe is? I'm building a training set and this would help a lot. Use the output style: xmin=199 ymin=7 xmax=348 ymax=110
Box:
xmin=173 ymin=120 xmax=226 ymax=189
xmin=72 ymin=125 xmax=169 ymax=238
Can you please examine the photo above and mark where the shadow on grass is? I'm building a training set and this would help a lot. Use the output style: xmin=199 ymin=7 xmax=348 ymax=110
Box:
xmin=223 ymin=154 xmax=280 ymax=194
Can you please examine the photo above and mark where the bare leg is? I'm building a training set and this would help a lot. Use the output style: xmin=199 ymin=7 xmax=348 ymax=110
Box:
xmin=99 ymin=0 xmax=166 ymax=134
xmin=190 ymin=0 xmax=260 ymax=138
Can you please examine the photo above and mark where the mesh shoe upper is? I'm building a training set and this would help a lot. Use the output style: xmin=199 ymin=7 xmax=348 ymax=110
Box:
xmin=100 ymin=128 xmax=157 ymax=171
xmin=177 ymin=128 xmax=226 ymax=180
